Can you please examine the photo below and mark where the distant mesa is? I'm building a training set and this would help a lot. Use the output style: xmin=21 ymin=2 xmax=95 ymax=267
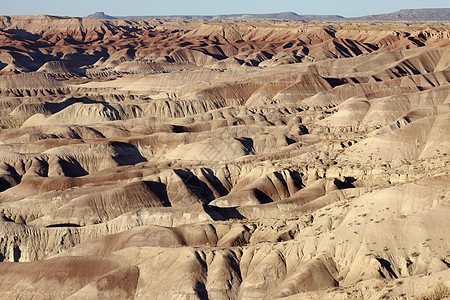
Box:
xmin=84 ymin=8 xmax=450 ymax=21
xmin=351 ymin=8 xmax=450 ymax=21
xmin=85 ymin=12 xmax=117 ymax=19
xmin=208 ymin=12 xmax=344 ymax=21
xmin=353 ymin=8 xmax=450 ymax=21
xmin=84 ymin=11 xmax=344 ymax=21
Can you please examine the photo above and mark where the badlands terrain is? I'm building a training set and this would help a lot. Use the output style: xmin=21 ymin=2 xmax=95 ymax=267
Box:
xmin=0 ymin=15 xmax=449 ymax=299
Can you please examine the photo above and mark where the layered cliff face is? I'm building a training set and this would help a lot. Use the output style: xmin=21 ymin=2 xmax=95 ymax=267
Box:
xmin=0 ymin=16 xmax=449 ymax=299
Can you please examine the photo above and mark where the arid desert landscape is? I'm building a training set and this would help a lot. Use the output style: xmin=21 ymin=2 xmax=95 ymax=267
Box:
xmin=0 ymin=14 xmax=449 ymax=299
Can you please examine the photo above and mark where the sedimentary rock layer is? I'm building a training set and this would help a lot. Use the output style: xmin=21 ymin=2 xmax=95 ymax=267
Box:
xmin=0 ymin=16 xmax=449 ymax=299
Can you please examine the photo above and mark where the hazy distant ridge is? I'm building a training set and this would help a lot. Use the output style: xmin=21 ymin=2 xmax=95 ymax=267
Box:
xmin=351 ymin=8 xmax=450 ymax=21
xmin=86 ymin=8 xmax=450 ymax=21
xmin=86 ymin=11 xmax=344 ymax=21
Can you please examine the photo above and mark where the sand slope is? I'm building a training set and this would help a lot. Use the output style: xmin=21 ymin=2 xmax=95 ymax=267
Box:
xmin=0 ymin=16 xmax=449 ymax=299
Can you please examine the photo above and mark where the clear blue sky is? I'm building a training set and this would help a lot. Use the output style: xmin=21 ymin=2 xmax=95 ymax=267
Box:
xmin=1 ymin=0 xmax=449 ymax=17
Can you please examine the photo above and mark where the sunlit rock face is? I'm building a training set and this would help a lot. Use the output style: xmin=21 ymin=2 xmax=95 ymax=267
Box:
xmin=0 ymin=15 xmax=449 ymax=299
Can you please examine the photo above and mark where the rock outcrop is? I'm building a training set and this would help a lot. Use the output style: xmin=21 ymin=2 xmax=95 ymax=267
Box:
xmin=0 ymin=16 xmax=449 ymax=299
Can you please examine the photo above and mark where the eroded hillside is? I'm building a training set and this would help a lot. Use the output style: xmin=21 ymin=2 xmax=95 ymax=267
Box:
xmin=0 ymin=16 xmax=449 ymax=299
